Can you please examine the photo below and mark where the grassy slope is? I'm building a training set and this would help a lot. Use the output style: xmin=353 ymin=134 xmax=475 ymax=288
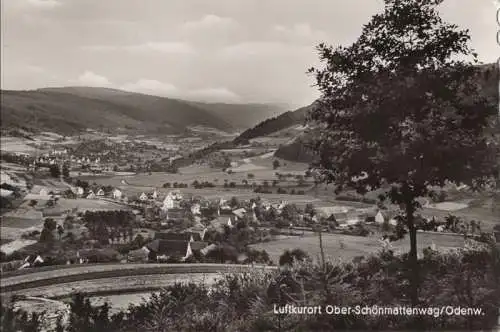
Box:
xmin=252 ymin=232 xmax=466 ymax=264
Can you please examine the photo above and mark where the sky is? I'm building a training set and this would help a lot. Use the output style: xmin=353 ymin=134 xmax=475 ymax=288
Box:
xmin=1 ymin=0 xmax=497 ymax=106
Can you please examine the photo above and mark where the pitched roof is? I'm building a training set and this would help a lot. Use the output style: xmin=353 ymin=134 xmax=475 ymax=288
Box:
xmin=128 ymin=247 xmax=149 ymax=258
xmin=377 ymin=210 xmax=398 ymax=220
xmin=24 ymin=255 xmax=43 ymax=264
xmin=219 ymin=207 xmax=233 ymax=215
xmin=191 ymin=220 xmax=206 ymax=230
xmin=200 ymin=244 xmax=218 ymax=255
xmin=190 ymin=241 xmax=208 ymax=251
xmin=232 ymin=208 xmax=246 ymax=218
xmin=186 ymin=232 xmax=202 ymax=242
xmin=154 ymin=232 xmax=193 ymax=241
xmin=165 ymin=210 xmax=186 ymax=220
xmin=146 ymin=240 xmax=190 ymax=256
xmin=210 ymin=216 xmax=231 ymax=227
xmin=332 ymin=212 xmax=348 ymax=220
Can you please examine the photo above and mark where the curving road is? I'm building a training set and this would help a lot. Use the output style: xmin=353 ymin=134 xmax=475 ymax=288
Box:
xmin=1 ymin=263 xmax=277 ymax=297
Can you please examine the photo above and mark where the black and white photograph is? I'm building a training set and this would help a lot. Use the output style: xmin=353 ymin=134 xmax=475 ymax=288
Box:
xmin=0 ymin=0 xmax=499 ymax=331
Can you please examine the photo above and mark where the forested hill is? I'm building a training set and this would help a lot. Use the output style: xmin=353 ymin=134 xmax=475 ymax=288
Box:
xmin=233 ymin=104 xmax=312 ymax=144
xmin=1 ymin=87 xmax=236 ymax=135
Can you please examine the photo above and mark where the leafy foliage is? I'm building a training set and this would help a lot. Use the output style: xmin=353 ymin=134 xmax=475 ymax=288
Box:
xmin=1 ymin=303 xmax=42 ymax=332
xmin=307 ymin=0 xmax=498 ymax=305
xmin=279 ymin=248 xmax=310 ymax=266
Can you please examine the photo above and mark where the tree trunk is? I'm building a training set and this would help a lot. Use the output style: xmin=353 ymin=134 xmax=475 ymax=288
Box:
xmin=318 ymin=227 xmax=326 ymax=269
xmin=406 ymin=205 xmax=419 ymax=306
xmin=318 ymin=227 xmax=332 ymax=303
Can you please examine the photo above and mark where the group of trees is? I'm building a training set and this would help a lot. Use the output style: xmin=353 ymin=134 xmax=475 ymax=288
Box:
xmin=191 ymin=180 xmax=216 ymax=189
xmin=223 ymin=181 xmax=237 ymax=188
xmin=1 ymin=304 xmax=42 ymax=332
xmin=73 ymin=180 xmax=90 ymax=191
xmin=208 ymin=153 xmax=232 ymax=170
xmin=39 ymin=218 xmax=60 ymax=244
xmin=0 ymin=183 xmax=21 ymax=210
xmin=146 ymin=161 xmax=178 ymax=173
xmin=279 ymin=248 xmax=310 ymax=266
xmin=442 ymin=215 xmax=483 ymax=235
xmin=1 ymin=152 xmax=33 ymax=167
xmin=253 ymin=186 xmax=273 ymax=194
xmin=276 ymin=187 xmax=306 ymax=195
xmin=49 ymin=164 xmax=60 ymax=178
xmin=82 ymin=210 xmax=135 ymax=244
xmin=162 ymin=182 xmax=188 ymax=189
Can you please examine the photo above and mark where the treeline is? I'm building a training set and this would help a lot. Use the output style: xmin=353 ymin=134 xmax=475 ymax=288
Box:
xmin=274 ymin=136 xmax=316 ymax=163
xmin=82 ymin=210 xmax=136 ymax=244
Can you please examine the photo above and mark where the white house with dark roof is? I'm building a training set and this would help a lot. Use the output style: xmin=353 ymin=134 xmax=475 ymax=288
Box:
xmin=162 ymin=193 xmax=175 ymax=211
xmin=146 ymin=239 xmax=193 ymax=261
xmin=232 ymin=208 xmax=246 ymax=220
xmin=19 ymin=255 xmax=44 ymax=269
xmin=375 ymin=210 xmax=398 ymax=226
xmin=139 ymin=192 xmax=148 ymax=201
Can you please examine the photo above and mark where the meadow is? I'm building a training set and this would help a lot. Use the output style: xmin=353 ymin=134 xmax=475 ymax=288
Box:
xmin=251 ymin=232 xmax=466 ymax=264
xmin=44 ymin=198 xmax=129 ymax=212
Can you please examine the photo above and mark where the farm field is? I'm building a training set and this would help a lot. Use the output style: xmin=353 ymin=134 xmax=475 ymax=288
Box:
xmin=1 ymin=137 xmax=37 ymax=153
xmin=229 ymin=163 xmax=267 ymax=172
xmin=1 ymin=214 xmax=44 ymax=228
xmin=1 ymin=226 xmax=41 ymax=242
xmin=420 ymin=205 xmax=499 ymax=231
xmin=86 ymin=170 xmax=280 ymax=187
xmin=80 ymin=150 xmax=310 ymax=189
xmin=43 ymin=198 xmax=130 ymax=212
xmin=1 ymin=209 xmax=44 ymax=242
xmin=0 ymin=239 xmax=38 ymax=255
xmin=0 ymin=238 xmax=13 ymax=246
xmin=251 ymin=232 xmax=466 ymax=264
xmin=1 ymin=163 xmax=28 ymax=172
